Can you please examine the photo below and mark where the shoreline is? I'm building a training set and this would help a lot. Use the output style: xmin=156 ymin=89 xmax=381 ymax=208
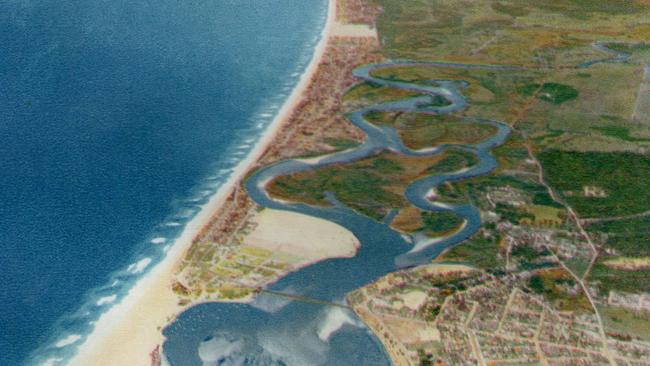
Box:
xmin=66 ymin=1 xmax=337 ymax=365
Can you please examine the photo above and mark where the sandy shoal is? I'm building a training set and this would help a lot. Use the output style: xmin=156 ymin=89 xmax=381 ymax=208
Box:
xmin=243 ymin=208 xmax=359 ymax=261
xmin=66 ymin=1 xmax=337 ymax=365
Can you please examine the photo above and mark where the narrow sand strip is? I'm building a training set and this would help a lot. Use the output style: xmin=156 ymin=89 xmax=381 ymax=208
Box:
xmin=66 ymin=1 xmax=337 ymax=365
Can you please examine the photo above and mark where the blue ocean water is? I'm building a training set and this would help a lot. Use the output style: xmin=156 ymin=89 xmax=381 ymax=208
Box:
xmin=0 ymin=0 xmax=327 ymax=364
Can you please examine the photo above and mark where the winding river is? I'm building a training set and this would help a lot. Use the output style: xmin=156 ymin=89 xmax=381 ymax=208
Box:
xmin=159 ymin=38 xmax=635 ymax=366
xmin=161 ymin=59 xmax=512 ymax=365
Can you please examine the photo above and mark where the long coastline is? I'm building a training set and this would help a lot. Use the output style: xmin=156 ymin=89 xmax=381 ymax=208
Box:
xmin=66 ymin=1 xmax=337 ymax=365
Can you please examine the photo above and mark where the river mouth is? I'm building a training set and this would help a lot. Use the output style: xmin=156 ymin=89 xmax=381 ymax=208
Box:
xmin=162 ymin=60 xmax=511 ymax=365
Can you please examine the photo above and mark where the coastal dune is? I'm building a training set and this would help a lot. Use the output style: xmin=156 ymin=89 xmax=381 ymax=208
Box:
xmin=66 ymin=1 xmax=338 ymax=365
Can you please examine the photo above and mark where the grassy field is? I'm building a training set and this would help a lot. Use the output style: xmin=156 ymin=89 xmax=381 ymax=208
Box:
xmin=366 ymin=111 xmax=497 ymax=150
xmin=586 ymin=216 xmax=650 ymax=293
xmin=421 ymin=211 xmax=463 ymax=237
xmin=518 ymin=82 xmax=578 ymax=105
xmin=601 ymin=305 xmax=650 ymax=341
xmin=268 ymin=148 xmax=485 ymax=221
xmin=342 ymin=81 xmax=424 ymax=111
xmin=436 ymin=233 xmax=504 ymax=269
xmin=590 ymin=258 xmax=650 ymax=293
xmin=391 ymin=207 xmax=463 ymax=237
xmin=373 ymin=0 xmax=650 ymax=66
xmin=268 ymin=152 xmax=453 ymax=220
xmin=370 ymin=64 xmax=543 ymax=124
xmin=538 ymin=150 xmax=650 ymax=218
xmin=520 ymin=64 xmax=649 ymax=152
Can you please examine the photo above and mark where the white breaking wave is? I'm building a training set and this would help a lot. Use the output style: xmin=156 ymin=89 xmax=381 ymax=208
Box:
xmin=95 ymin=295 xmax=117 ymax=306
xmin=54 ymin=334 xmax=81 ymax=348
xmin=151 ymin=237 xmax=166 ymax=244
xmin=127 ymin=257 xmax=152 ymax=274
xmin=40 ymin=357 xmax=63 ymax=366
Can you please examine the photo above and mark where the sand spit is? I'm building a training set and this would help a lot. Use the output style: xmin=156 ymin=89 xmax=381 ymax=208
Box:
xmin=244 ymin=208 xmax=359 ymax=261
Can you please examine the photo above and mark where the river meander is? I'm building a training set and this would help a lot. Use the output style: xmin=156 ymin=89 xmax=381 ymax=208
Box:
xmin=162 ymin=60 xmax=513 ymax=365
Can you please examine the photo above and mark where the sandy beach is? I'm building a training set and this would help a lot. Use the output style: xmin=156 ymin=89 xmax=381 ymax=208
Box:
xmin=66 ymin=1 xmax=337 ymax=365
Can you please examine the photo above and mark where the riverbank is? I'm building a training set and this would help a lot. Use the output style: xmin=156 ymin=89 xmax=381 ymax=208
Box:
xmin=66 ymin=1 xmax=337 ymax=365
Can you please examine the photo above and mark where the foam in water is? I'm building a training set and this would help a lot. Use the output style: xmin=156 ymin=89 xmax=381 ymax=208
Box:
xmin=151 ymin=237 xmax=166 ymax=245
xmin=127 ymin=258 xmax=152 ymax=274
xmin=95 ymin=295 xmax=117 ymax=306
xmin=41 ymin=358 xmax=63 ymax=366
xmin=198 ymin=335 xmax=246 ymax=366
xmin=317 ymin=307 xmax=361 ymax=342
xmin=250 ymin=289 xmax=295 ymax=313
xmin=54 ymin=335 xmax=81 ymax=348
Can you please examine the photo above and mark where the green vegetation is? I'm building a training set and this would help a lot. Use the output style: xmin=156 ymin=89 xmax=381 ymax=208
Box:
xmin=527 ymin=0 xmax=643 ymax=18
xmin=587 ymin=216 xmax=650 ymax=292
xmin=526 ymin=269 xmax=592 ymax=313
xmin=539 ymin=150 xmax=650 ymax=217
xmin=427 ymin=150 xmax=478 ymax=174
xmin=219 ymin=286 xmax=251 ymax=300
xmin=421 ymin=211 xmax=463 ymax=237
xmin=518 ymin=82 xmax=579 ymax=105
xmin=437 ymin=234 xmax=504 ymax=269
xmin=269 ymin=163 xmax=403 ymax=220
xmin=511 ymin=245 xmax=554 ymax=270
xmin=532 ymin=192 xmax=563 ymax=208
xmin=604 ymin=42 xmax=650 ymax=54
xmin=268 ymin=152 xmax=446 ymax=220
xmin=601 ymin=305 xmax=650 ymax=341
xmin=491 ymin=2 xmax=529 ymax=17
xmin=585 ymin=216 xmax=650 ymax=292
xmin=589 ymin=258 xmax=650 ymax=293
xmin=417 ymin=94 xmax=452 ymax=108
xmin=374 ymin=0 xmax=649 ymax=66
xmin=370 ymin=64 xmax=545 ymax=125
xmin=522 ymin=205 xmax=566 ymax=226
xmin=520 ymin=65 xmax=645 ymax=152
xmin=323 ymin=137 xmax=360 ymax=150
xmin=495 ymin=203 xmax=534 ymax=224
xmin=589 ymin=217 xmax=650 ymax=257
xmin=365 ymin=110 xmax=498 ymax=150
xmin=343 ymin=81 xmax=423 ymax=108
xmin=591 ymin=126 xmax=650 ymax=142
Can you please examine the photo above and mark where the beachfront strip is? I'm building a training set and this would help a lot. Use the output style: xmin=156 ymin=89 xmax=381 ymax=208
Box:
xmin=167 ymin=1 xmax=650 ymax=365
xmin=172 ymin=26 xmax=380 ymax=306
